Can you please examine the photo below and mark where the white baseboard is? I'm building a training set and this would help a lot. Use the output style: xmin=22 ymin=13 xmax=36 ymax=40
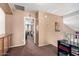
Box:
xmin=50 ymin=43 xmax=57 ymax=47
xmin=10 ymin=43 xmax=25 ymax=48
xmin=38 ymin=43 xmax=49 ymax=47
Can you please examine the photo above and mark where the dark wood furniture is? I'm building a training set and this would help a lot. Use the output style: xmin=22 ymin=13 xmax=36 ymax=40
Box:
xmin=58 ymin=40 xmax=79 ymax=56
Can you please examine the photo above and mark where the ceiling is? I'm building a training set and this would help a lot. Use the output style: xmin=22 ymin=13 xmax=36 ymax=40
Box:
xmin=13 ymin=3 xmax=79 ymax=31
xmin=14 ymin=3 xmax=79 ymax=16
xmin=63 ymin=14 xmax=79 ymax=31
xmin=0 ymin=3 xmax=13 ymax=14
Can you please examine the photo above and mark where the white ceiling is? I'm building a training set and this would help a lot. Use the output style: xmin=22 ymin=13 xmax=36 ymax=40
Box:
xmin=14 ymin=3 xmax=79 ymax=16
xmin=14 ymin=3 xmax=79 ymax=31
xmin=63 ymin=14 xmax=79 ymax=31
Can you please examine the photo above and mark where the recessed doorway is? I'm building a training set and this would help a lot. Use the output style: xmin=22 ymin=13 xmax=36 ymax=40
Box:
xmin=24 ymin=17 xmax=36 ymax=45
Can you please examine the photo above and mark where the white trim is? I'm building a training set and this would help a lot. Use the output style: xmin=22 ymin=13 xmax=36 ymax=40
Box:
xmin=10 ymin=43 xmax=25 ymax=48
xmin=24 ymin=16 xmax=36 ymax=44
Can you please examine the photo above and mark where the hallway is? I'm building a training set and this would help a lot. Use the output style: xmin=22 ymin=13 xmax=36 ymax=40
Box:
xmin=7 ymin=35 xmax=57 ymax=56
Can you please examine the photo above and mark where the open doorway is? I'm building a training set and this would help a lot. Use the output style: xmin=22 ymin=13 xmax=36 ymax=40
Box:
xmin=24 ymin=17 xmax=36 ymax=45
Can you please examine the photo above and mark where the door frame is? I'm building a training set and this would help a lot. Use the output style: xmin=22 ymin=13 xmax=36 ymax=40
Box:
xmin=24 ymin=17 xmax=36 ymax=44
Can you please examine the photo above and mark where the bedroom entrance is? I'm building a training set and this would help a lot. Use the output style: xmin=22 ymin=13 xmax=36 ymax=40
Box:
xmin=24 ymin=17 xmax=36 ymax=46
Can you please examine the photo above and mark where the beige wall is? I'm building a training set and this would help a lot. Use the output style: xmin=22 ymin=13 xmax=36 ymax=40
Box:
xmin=38 ymin=11 xmax=63 ymax=47
xmin=11 ymin=10 xmax=25 ymax=47
xmin=5 ymin=11 xmax=25 ymax=47
xmin=5 ymin=10 xmax=26 ymax=47
xmin=5 ymin=10 xmax=75 ymax=47
xmin=5 ymin=14 xmax=13 ymax=47
xmin=24 ymin=11 xmax=37 ymax=18
xmin=10 ymin=10 xmax=36 ymax=47
xmin=5 ymin=14 xmax=13 ymax=34
xmin=38 ymin=11 xmax=75 ymax=47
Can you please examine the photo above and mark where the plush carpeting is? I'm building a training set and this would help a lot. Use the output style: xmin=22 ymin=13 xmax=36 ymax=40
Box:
xmin=7 ymin=35 xmax=57 ymax=56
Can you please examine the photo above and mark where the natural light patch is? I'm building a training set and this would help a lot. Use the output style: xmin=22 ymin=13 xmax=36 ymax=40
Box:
xmin=0 ymin=8 xmax=5 ymax=35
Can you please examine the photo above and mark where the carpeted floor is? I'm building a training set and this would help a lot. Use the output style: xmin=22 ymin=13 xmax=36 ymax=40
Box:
xmin=7 ymin=35 xmax=57 ymax=56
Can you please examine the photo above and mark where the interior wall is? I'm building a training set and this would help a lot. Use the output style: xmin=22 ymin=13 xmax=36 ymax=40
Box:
xmin=5 ymin=10 xmax=75 ymax=47
xmin=0 ymin=8 xmax=5 ymax=35
xmin=5 ymin=14 xmax=13 ymax=47
xmin=10 ymin=10 xmax=37 ymax=47
xmin=24 ymin=11 xmax=37 ymax=18
xmin=11 ymin=10 xmax=25 ymax=47
xmin=5 ymin=10 xmax=64 ymax=47
xmin=5 ymin=10 xmax=26 ymax=47
xmin=5 ymin=9 xmax=75 ymax=48
xmin=38 ymin=11 xmax=64 ymax=47
xmin=5 ymin=14 xmax=13 ymax=34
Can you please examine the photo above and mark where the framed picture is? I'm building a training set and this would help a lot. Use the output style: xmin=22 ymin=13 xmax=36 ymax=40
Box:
xmin=55 ymin=22 xmax=60 ymax=32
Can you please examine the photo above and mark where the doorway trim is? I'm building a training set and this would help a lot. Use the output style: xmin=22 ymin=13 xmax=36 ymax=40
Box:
xmin=24 ymin=16 xmax=36 ymax=45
